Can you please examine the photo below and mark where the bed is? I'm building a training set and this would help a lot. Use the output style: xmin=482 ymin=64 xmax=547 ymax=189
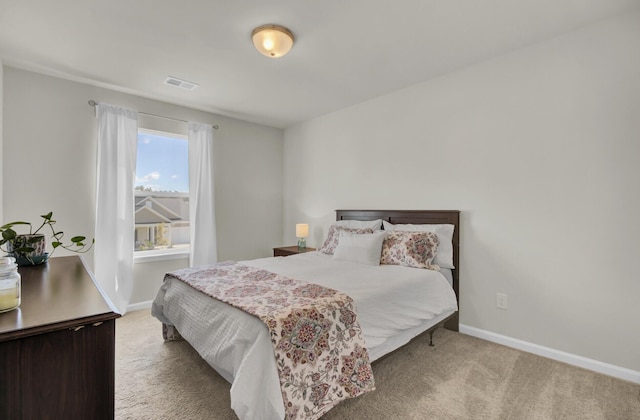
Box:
xmin=151 ymin=209 xmax=460 ymax=419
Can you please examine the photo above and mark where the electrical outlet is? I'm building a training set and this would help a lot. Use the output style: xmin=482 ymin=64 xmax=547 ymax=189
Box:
xmin=497 ymin=293 xmax=508 ymax=310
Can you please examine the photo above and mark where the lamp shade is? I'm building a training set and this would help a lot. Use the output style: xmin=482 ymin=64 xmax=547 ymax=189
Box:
xmin=295 ymin=223 xmax=309 ymax=238
xmin=251 ymin=24 xmax=294 ymax=58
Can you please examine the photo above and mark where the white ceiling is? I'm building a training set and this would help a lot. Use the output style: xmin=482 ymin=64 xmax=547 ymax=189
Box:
xmin=1 ymin=0 xmax=639 ymax=128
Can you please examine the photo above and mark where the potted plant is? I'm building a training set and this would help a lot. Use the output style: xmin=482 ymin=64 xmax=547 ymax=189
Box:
xmin=0 ymin=211 xmax=94 ymax=266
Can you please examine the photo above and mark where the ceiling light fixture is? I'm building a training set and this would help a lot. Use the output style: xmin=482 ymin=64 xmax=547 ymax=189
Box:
xmin=251 ymin=24 xmax=294 ymax=58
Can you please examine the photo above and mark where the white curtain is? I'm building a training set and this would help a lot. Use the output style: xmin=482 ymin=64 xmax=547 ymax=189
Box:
xmin=188 ymin=121 xmax=217 ymax=267
xmin=95 ymin=103 xmax=138 ymax=314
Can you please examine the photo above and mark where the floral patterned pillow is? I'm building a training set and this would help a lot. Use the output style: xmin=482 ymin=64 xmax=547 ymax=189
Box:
xmin=319 ymin=225 xmax=375 ymax=255
xmin=380 ymin=231 xmax=440 ymax=270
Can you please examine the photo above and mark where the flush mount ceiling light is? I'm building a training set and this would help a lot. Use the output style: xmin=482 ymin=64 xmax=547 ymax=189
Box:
xmin=251 ymin=24 xmax=294 ymax=58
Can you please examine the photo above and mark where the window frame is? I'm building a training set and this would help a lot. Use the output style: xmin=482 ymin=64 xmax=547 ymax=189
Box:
xmin=133 ymin=128 xmax=190 ymax=264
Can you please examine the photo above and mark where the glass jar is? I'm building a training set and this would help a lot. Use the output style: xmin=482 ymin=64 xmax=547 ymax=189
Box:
xmin=0 ymin=256 xmax=21 ymax=313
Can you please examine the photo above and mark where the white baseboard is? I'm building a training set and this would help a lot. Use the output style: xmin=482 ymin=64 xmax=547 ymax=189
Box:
xmin=117 ymin=307 xmax=639 ymax=384
xmin=126 ymin=300 xmax=153 ymax=312
xmin=459 ymin=324 xmax=640 ymax=385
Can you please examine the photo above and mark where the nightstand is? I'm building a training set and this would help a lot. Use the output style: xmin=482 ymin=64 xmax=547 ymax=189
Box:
xmin=273 ymin=246 xmax=317 ymax=257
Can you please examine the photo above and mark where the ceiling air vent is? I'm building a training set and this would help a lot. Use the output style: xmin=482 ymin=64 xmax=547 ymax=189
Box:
xmin=164 ymin=76 xmax=199 ymax=91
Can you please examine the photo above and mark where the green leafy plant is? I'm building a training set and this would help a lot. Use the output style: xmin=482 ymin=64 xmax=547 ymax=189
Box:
xmin=0 ymin=211 xmax=94 ymax=264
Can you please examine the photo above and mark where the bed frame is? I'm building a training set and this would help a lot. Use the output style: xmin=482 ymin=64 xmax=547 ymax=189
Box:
xmin=336 ymin=209 xmax=460 ymax=332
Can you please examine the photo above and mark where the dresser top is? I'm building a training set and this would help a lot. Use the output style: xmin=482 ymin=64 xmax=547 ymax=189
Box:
xmin=0 ymin=256 xmax=119 ymax=341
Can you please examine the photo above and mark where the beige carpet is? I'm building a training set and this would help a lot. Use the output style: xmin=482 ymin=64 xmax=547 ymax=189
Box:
xmin=116 ymin=310 xmax=640 ymax=419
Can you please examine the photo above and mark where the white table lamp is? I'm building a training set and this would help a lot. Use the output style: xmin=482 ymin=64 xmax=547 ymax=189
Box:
xmin=296 ymin=223 xmax=309 ymax=250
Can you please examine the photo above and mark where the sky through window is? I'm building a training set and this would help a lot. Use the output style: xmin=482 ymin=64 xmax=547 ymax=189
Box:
xmin=136 ymin=131 xmax=188 ymax=192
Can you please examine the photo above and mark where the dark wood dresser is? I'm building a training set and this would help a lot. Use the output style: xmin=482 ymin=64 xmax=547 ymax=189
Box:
xmin=0 ymin=256 xmax=120 ymax=419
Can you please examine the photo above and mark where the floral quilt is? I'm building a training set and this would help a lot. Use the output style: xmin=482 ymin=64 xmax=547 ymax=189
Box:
xmin=165 ymin=261 xmax=375 ymax=419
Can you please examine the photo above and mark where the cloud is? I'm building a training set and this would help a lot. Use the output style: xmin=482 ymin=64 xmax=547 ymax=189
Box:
xmin=136 ymin=171 xmax=161 ymax=184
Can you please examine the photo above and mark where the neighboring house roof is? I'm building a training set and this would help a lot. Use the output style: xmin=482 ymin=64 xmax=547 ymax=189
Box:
xmin=135 ymin=196 xmax=182 ymax=221
xmin=153 ymin=196 xmax=187 ymax=217
xmin=135 ymin=205 xmax=173 ymax=225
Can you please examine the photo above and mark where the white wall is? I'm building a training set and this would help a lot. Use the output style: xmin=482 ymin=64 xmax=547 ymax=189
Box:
xmin=283 ymin=12 xmax=640 ymax=372
xmin=0 ymin=59 xmax=3 ymax=224
xmin=2 ymin=67 xmax=284 ymax=305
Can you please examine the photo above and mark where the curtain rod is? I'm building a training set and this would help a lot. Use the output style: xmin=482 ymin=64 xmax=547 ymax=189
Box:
xmin=88 ymin=100 xmax=219 ymax=130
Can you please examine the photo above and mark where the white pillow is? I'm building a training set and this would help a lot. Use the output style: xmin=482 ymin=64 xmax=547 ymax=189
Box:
xmin=382 ymin=221 xmax=455 ymax=269
xmin=335 ymin=219 xmax=383 ymax=231
xmin=439 ymin=268 xmax=453 ymax=287
xmin=332 ymin=231 xmax=385 ymax=266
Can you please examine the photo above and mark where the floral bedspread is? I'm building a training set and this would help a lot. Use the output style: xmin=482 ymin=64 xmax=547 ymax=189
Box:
xmin=165 ymin=261 xmax=375 ymax=420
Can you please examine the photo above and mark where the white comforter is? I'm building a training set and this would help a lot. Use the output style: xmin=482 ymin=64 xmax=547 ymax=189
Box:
xmin=152 ymin=252 xmax=457 ymax=420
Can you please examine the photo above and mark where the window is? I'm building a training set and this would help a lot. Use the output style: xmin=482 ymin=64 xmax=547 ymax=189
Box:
xmin=134 ymin=129 xmax=189 ymax=260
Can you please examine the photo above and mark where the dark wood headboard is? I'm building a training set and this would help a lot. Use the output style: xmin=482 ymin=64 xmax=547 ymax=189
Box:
xmin=336 ymin=209 xmax=460 ymax=331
